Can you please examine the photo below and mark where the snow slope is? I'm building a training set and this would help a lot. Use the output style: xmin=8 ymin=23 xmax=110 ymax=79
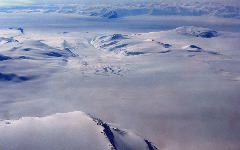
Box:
xmin=91 ymin=26 xmax=240 ymax=81
xmin=175 ymin=26 xmax=219 ymax=38
xmin=0 ymin=111 xmax=157 ymax=150
xmin=91 ymin=27 xmax=226 ymax=53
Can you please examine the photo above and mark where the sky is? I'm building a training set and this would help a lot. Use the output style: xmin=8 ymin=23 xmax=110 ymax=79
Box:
xmin=0 ymin=0 xmax=32 ymax=6
xmin=0 ymin=0 xmax=147 ymax=5
xmin=0 ymin=0 xmax=239 ymax=6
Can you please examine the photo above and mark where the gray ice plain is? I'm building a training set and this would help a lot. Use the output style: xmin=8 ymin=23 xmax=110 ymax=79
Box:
xmin=0 ymin=1 xmax=240 ymax=150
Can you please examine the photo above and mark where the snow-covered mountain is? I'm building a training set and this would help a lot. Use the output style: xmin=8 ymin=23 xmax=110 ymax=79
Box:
xmin=91 ymin=26 xmax=231 ymax=54
xmin=0 ymin=111 xmax=157 ymax=150
xmin=0 ymin=25 xmax=239 ymax=91
xmin=0 ymin=1 xmax=239 ymax=19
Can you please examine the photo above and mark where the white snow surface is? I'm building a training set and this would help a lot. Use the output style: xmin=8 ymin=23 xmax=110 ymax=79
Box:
xmin=0 ymin=111 xmax=156 ymax=150
xmin=0 ymin=9 xmax=240 ymax=150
